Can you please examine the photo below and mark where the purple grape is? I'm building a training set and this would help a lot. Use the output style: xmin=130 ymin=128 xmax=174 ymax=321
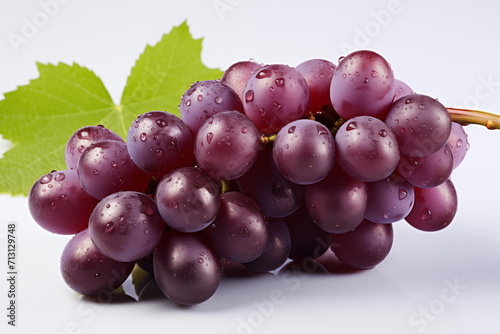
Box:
xmin=385 ymin=94 xmax=452 ymax=157
xmin=273 ymin=119 xmax=335 ymax=185
xmin=220 ymin=60 xmax=262 ymax=101
xmin=154 ymin=230 xmax=222 ymax=305
xmin=242 ymin=218 xmax=291 ymax=273
xmin=65 ymin=125 xmax=123 ymax=169
xmin=179 ymin=80 xmax=244 ymax=134
xmin=330 ymin=219 xmax=393 ymax=269
xmin=330 ymin=50 xmax=395 ymax=120
xmin=60 ymin=229 xmax=135 ymax=296
xmin=155 ymin=167 xmax=221 ymax=233
xmin=28 ymin=169 xmax=98 ymax=235
xmin=203 ymin=191 xmax=269 ymax=263
xmin=397 ymin=143 xmax=454 ymax=188
xmin=364 ymin=173 xmax=415 ymax=224
xmin=393 ymin=79 xmax=414 ymax=101
xmin=127 ymin=111 xmax=195 ymax=179
xmin=335 ymin=116 xmax=400 ymax=182
xmin=237 ymin=146 xmax=304 ymax=218
xmin=283 ymin=203 xmax=330 ymax=262
xmin=77 ymin=140 xmax=150 ymax=199
xmin=405 ymin=179 xmax=457 ymax=232
xmin=194 ymin=111 xmax=261 ymax=180
xmin=88 ymin=191 xmax=165 ymax=262
xmin=295 ymin=58 xmax=336 ymax=114
xmin=305 ymin=166 xmax=367 ymax=234
xmin=447 ymin=122 xmax=469 ymax=169
xmin=242 ymin=64 xmax=309 ymax=134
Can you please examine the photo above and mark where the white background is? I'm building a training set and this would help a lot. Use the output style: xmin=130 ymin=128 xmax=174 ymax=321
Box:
xmin=1 ymin=0 xmax=500 ymax=333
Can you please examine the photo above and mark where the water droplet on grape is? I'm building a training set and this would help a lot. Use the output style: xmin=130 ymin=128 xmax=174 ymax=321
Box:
xmin=275 ymin=78 xmax=285 ymax=87
xmin=398 ymin=189 xmax=408 ymax=200
xmin=78 ymin=131 xmax=89 ymax=140
xmin=140 ymin=133 xmax=147 ymax=142
xmin=256 ymin=69 xmax=272 ymax=79
xmin=54 ymin=172 xmax=65 ymax=181
xmin=457 ymin=139 xmax=463 ymax=147
xmin=104 ymin=222 xmax=114 ymax=233
xmin=363 ymin=78 xmax=369 ymax=84
xmin=198 ymin=258 xmax=204 ymax=264
xmin=197 ymin=94 xmax=203 ymax=102
xmin=185 ymin=99 xmax=191 ymax=106
xmin=288 ymin=126 xmax=296 ymax=134
xmin=40 ymin=174 xmax=53 ymax=184
xmin=214 ymin=96 xmax=223 ymax=104
xmin=245 ymin=90 xmax=254 ymax=102
xmin=92 ymin=169 xmax=99 ymax=175
xmin=405 ymin=98 xmax=414 ymax=104
xmin=95 ymin=273 xmax=101 ymax=279
xmin=421 ymin=208 xmax=432 ymax=221
xmin=156 ymin=119 xmax=167 ymax=127
xmin=419 ymin=104 xmax=425 ymax=110
xmin=155 ymin=149 xmax=164 ymax=157
xmin=260 ymin=108 xmax=267 ymax=116
xmin=346 ymin=121 xmax=358 ymax=131
xmin=379 ymin=129 xmax=388 ymax=137
xmin=370 ymin=70 xmax=378 ymax=77
xmin=206 ymin=132 xmax=214 ymax=144
xmin=77 ymin=145 xmax=86 ymax=153
xmin=241 ymin=127 xmax=248 ymax=134
xmin=342 ymin=73 xmax=347 ymax=78
xmin=317 ymin=125 xmax=328 ymax=136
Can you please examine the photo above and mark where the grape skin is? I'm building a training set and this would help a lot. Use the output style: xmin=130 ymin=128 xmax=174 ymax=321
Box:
xmin=88 ymin=191 xmax=165 ymax=262
xmin=220 ymin=60 xmax=262 ymax=102
xmin=194 ymin=110 xmax=261 ymax=181
xmin=155 ymin=167 xmax=221 ymax=233
xmin=273 ymin=119 xmax=335 ymax=185
xmin=242 ymin=64 xmax=309 ymax=134
xmin=335 ymin=116 xmax=400 ymax=182
xmin=153 ymin=230 xmax=222 ymax=305
xmin=28 ymin=169 xmax=98 ymax=235
xmin=77 ymin=140 xmax=151 ymax=199
xmin=60 ymin=229 xmax=135 ymax=296
xmin=447 ymin=122 xmax=469 ymax=169
xmin=127 ymin=111 xmax=195 ymax=180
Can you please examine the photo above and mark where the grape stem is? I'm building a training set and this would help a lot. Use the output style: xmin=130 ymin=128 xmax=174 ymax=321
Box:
xmin=447 ymin=107 xmax=500 ymax=130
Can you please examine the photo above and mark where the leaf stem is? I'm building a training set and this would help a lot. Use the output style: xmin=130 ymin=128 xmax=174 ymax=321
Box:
xmin=447 ymin=107 xmax=500 ymax=130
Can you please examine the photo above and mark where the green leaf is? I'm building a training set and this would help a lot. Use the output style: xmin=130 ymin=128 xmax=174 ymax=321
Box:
xmin=0 ymin=21 xmax=223 ymax=196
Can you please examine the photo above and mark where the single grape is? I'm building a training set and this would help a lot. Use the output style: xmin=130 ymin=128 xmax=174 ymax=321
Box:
xmin=194 ymin=110 xmax=261 ymax=180
xmin=335 ymin=116 xmax=400 ymax=182
xmin=283 ymin=203 xmax=330 ymax=262
xmin=28 ymin=169 xmax=98 ymax=235
xmin=330 ymin=50 xmax=395 ymax=120
xmin=179 ymin=80 xmax=244 ymax=134
xmin=385 ymin=94 xmax=452 ymax=157
xmin=273 ymin=119 xmax=335 ymax=185
xmin=154 ymin=230 xmax=222 ymax=305
xmin=203 ymin=191 xmax=269 ymax=263
xmin=330 ymin=219 xmax=393 ymax=269
xmin=88 ymin=191 xmax=165 ymax=262
xmin=447 ymin=122 xmax=469 ymax=169
xmin=60 ymin=229 xmax=135 ymax=296
xmin=242 ymin=218 xmax=291 ymax=273
xmin=405 ymin=179 xmax=457 ymax=232
xmin=155 ymin=167 xmax=221 ymax=233
xmin=65 ymin=125 xmax=123 ymax=169
xmin=77 ymin=140 xmax=150 ymax=199
xmin=295 ymin=58 xmax=336 ymax=114
xmin=237 ymin=146 xmax=304 ymax=218
xmin=397 ymin=143 xmax=454 ymax=188
xmin=127 ymin=111 xmax=195 ymax=179
xmin=393 ymin=79 xmax=414 ymax=101
xmin=242 ymin=64 xmax=309 ymax=134
xmin=364 ymin=173 xmax=415 ymax=224
xmin=305 ymin=165 xmax=368 ymax=234
xmin=220 ymin=60 xmax=262 ymax=101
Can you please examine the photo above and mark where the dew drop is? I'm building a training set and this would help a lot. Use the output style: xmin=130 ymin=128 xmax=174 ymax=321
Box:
xmin=54 ymin=172 xmax=65 ymax=181
xmin=93 ymin=169 xmax=99 ymax=175
xmin=197 ymin=94 xmax=203 ymax=102
xmin=288 ymin=126 xmax=296 ymax=134
xmin=156 ymin=119 xmax=167 ymax=127
xmin=77 ymin=145 xmax=86 ymax=154
xmin=457 ymin=139 xmax=463 ymax=147
xmin=421 ymin=208 xmax=432 ymax=221
xmin=317 ymin=125 xmax=328 ymax=136
xmin=104 ymin=222 xmax=114 ymax=233
xmin=185 ymin=99 xmax=191 ymax=106
xmin=256 ymin=69 xmax=272 ymax=79
xmin=206 ymin=132 xmax=214 ymax=144
xmin=241 ymin=127 xmax=248 ymax=134
xmin=370 ymin=70 xmax=378 ymax=77
xmin=419 ymin=104 xmax=425 ymax=110
xmin=260 ymin=108 xmax=267 ymax=116
xmin=346 ymin=121 xmax=358 ymax=131
xmin=198 ymin=258 xmax=204 ymax=264
xmin=363 ymin=78 xmax=369 ymax=84
xmin=140 ymin=133 xmax=147 ymax=142
xmin=214 ymin=96 xmax=223 ymax=104
xmin=275 ymin=78 xmax=285 ymax=87
xmin=342 ymin=73 xmax=347 ymax=78
xmin=95 ymin=273 xmax=101 ymax=279
xmin=379 ymin=129 xmax=388 ymax=137
xmin=405 ymin=98 xmax=414 ymax=104
xmin=398 ymin=188 xmax=408 ymax=200
xmin=245 ymin=90 xmax=255 ymax=103
xmin=383 ymin=212 xmax=390 ymax=219
xmin=40 ymin=174 xmax=53 ymax=184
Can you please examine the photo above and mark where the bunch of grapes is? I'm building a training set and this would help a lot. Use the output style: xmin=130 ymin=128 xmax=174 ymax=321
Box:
xmin=29 ymin=49 xmax=482 ymax=305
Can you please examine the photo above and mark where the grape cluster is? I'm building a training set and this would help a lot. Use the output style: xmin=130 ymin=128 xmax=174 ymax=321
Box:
xmin=28 ymin=49 xmax=469 ymax=305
